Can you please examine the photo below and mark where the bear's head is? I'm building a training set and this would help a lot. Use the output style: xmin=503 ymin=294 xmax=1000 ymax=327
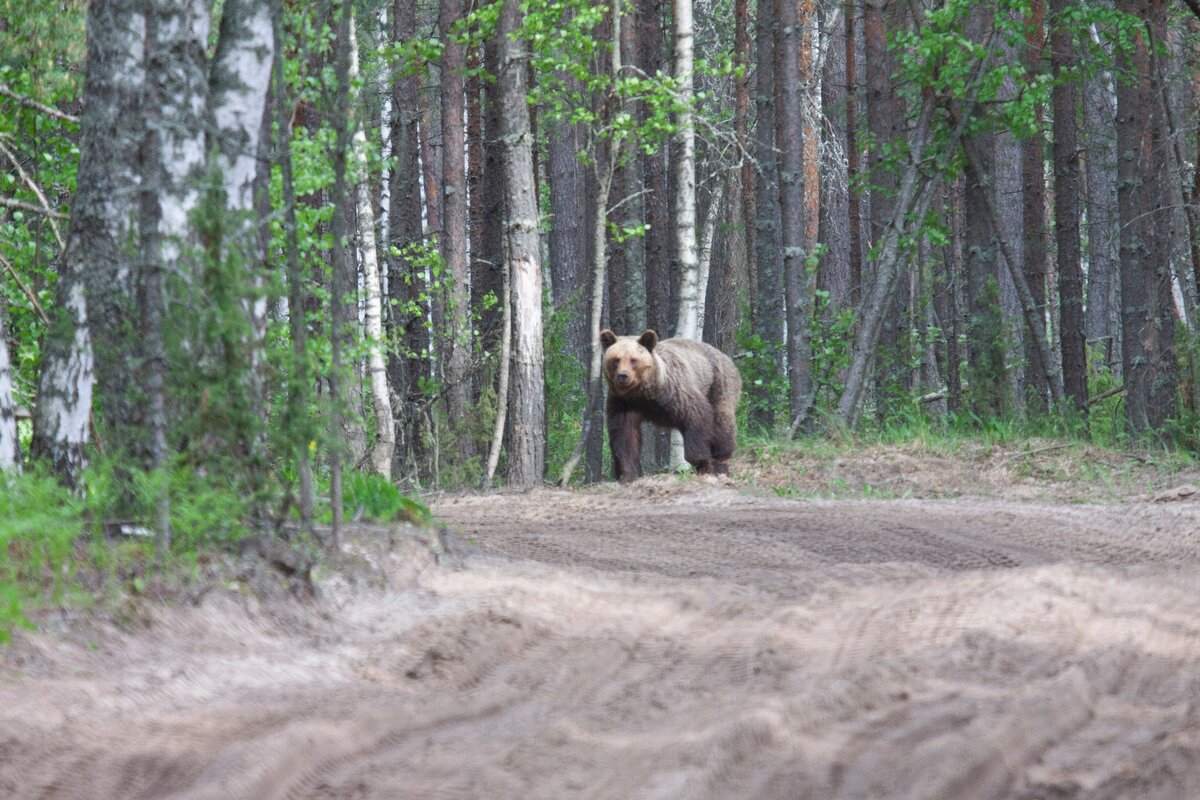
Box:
xmin=600 ymin=329 xmax=659 ymax=397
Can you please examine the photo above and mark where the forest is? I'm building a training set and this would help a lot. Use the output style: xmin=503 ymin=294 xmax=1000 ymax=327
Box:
xmin=2 ymin=0 xmax=1200 ymax=558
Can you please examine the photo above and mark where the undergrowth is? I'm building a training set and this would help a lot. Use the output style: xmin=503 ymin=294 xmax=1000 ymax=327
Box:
xmin=0 ymin=462 xmax=427 ymax=644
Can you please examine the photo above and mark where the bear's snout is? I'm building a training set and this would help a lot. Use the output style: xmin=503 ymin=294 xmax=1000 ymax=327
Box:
xmin=614 ymin=371 xmax=631 ymax=386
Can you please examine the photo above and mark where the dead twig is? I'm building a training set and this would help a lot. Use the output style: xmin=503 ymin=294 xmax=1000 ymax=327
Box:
xmin=0 ymin=250 xmax=50 ymax=324
xmin=997 ymin=442 xmax=1072 ymax=469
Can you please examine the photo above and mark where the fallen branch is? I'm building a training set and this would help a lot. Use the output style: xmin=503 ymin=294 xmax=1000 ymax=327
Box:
xmin=1088 ymin=384 xmax=1124 ymax=406
xmin=0 ymin=84 xmax=79 ymax=125
xmin=997 ymin=442 xmax=1071 ymax=468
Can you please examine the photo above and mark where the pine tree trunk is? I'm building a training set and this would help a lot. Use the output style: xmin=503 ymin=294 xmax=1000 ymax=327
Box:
xmin=498 ymin=0 xmax=545 ymax=487
xmin=387 ymin=0 xmax=428 ymax=481
xmin=864 ymin=0 xmax=904 ymax=415
xmin=467 ymin=46 xmax=500 ymax=357
xmin=1021 ymin=0 xmax=1051 ymax=408
xmin=548 ymin=95 xmax=587 ymax=358
xmin=440 ymin=0 xmax=474 ymax=461
xmin=818 ymin=5 xmax=852 ymax=313
xmin=751 ymin=0 xmax=780 ymax=431
xmin=845 ymin=0 xmax=863 ymax=307
xmin=328 ymin=0 xmax=355 ymax=543
xmin=1142 ymin=1 xmax=1177 ymax=430
xmin=481 ymin=32 xmax=505 ymax=335
xmin=1050 ymin=0 xmax=1088 ymax=415
xmin=777 ymin=0 xmax=813 ymax=429
xmin=1082 ymin=30 xmax=1120 ymax=374
xmin=1116 ymin=0 xmax=1154 ymax=433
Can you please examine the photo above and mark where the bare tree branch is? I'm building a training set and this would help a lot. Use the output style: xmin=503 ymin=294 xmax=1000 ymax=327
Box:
xmin=0 ymin=250 xmax=50 ymax=324
xmin=0 ymin=84 xmax=80 ymax=124
xmin=0 ymin=196 xmax=68 ymax=223
xmin=0 ymin=139 xmax=67 ymax=248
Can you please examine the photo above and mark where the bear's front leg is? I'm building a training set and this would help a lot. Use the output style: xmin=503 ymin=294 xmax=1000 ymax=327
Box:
xmin=607 ymin=399 xmax=643 ymax=482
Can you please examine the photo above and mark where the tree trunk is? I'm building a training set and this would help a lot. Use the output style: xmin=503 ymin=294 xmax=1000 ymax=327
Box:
xmin=498 ymin=0 xmax=545 ymax=487
xmin=387 ymin=0 xmax=428 ymax=482
xmin=547 ymin=98 xmax=587 ymax=357
xmin=0 ymin=303 xmax=18 ymax=471
xmin=864 ymin=0 xmax=905 ymax=415
xmin=346 ymin=16 xmax=395 ymax=478
xmin=1050 ymin=0 xmax=1088 ymax=415
xmin=31 ymin=0 xmax=145 ymax=482
xmin=440 ymin=0 xmax=474 ymax=462
xmin=481 ymin=31 xmax=505 ymax=345
xmin=845 ymin=0 xmax=863 ymax=308
xmin=209 ymin=0 xmax=275 ymax=322
xmin=751 ymin=0 xmax=780 ymax=431
xmin=819 ymin=4 xmax=852 ymax=313
xmin=467 ymin=46 xmax=499 ymax=358
xmin=1082 ymin=27 xmax=1120 ymax=373
xmin=673 ymin=0 xmax=700 ymax=342
xmin=777 ymin=0 xmax=813 ymax=429
xmin=1142 ymin=4 xmax=1177 ymax=430
xmin=1115 ymin=0 xmax=1165 ymax=434
xmin=1021 ymin=0 xmax=1050 ymax=408
xmin=328 ymin=0 xmax=355 ymax=544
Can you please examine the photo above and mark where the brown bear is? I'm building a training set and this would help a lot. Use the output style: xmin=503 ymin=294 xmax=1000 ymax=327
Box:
xmin=599 ymin=328 xmax=741 ymax=482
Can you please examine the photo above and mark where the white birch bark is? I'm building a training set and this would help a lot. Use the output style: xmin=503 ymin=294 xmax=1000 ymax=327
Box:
xmin=154 ymin=0 xmax=210 ymax=265
xmin=32 ymin=0 xmax=146 ymax=482
xmin=673 ymin=0 xmax=700 ymax=341
xmin=348 ymin=15 xmax=396 ymax=478
xmin=671 ymin=0 xmax=698 ymax=469
xmin=0 ymin=305 xmax=19 ymax=471
xmin=209 ymin=0 xmax=274 ymax=215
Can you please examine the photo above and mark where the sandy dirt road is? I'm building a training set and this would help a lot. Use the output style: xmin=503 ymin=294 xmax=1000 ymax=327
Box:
xmin=2 ymin=479 xmax=1199 ymax=799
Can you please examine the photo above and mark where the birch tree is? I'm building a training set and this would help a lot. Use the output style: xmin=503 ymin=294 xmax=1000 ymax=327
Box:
xmin=31 ymin=0 xmax=143 ymax=483
xmin=208 ymin=0 xmax=275 ymax=352
xmin=673 ymin=0 xmax=700 ymax=342
xmin=348 ymin=15 xmax=395 ymax=478
xmin=0 ymin=304 xmax=18 ymax=471
xmin=671 ymin=0 xmax=698 ymax=467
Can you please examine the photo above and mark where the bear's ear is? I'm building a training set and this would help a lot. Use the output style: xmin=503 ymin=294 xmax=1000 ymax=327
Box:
xmin=638 ymin=330 xmax=659 ymax=352
xmin=599 ymin=329 xmax=618 ymax=350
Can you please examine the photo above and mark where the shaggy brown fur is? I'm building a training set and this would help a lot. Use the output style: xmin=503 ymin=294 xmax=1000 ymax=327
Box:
xmin=599 ymin=329 xmax=741 ymax=482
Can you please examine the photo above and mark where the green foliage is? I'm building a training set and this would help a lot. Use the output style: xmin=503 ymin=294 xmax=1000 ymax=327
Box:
xmin=0 ymin=0 xmax=85 ymax=417
xmin=335 ymin=469 xmax=431 ymax=524
xmin=964 ymin=276 xmax=1011 ymax=420
xmin=735 ymin=322 xmax=787 ymax=437
xmin=0 ymin=470 xmax=82 ymax=641
xmin=543 ymin=296 xmax=588 ymax=479
xmin=808 ymin=287 xmax=856 ymax=417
